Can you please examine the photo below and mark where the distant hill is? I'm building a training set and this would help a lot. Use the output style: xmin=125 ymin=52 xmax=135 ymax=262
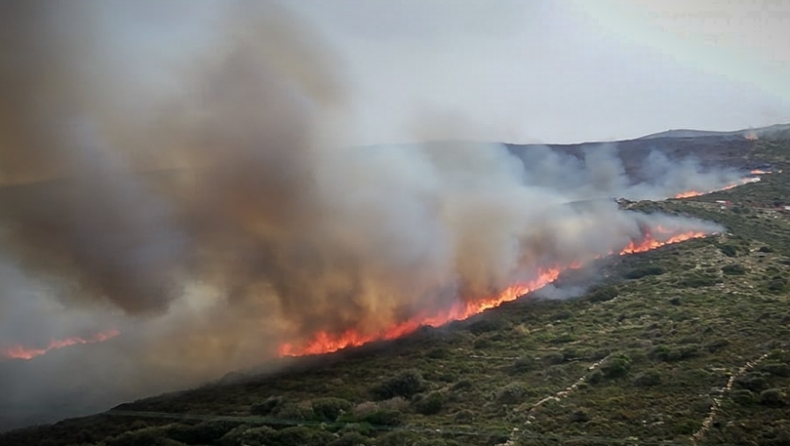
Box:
xmin=638 ymin=123 xmax=790 ymax=141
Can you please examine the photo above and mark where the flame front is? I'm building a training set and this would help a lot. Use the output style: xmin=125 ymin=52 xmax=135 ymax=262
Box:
xmin=278 ymin=229 xmax=708 ymax=357
xmin=674 ymin=176 xmax=760 ymax=199
xmin=0 ymin=330 xmax=120 ymax=361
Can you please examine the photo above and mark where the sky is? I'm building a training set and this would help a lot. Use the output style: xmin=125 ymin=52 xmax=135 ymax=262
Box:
xmin=282 ymin=0 xmax=790 ymax=144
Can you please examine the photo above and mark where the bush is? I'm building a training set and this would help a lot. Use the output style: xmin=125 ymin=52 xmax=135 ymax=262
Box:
xmin=624 ymin=266 xmax=666 ymax=279
xmin=542 ymin=352 xmax=566 ymax=365
xmin=730 ymin=389 xmax=755 ymax=405
xmin=633 ymin=369 xmax=662 ymax=387
xmin=312 ymin=397 xmax=352 ymax=422
xmin=600 ymin=354 xmax=631 ymax=379
xmin=273 ymin=403 xmax=314 ymax=421
xmin=733 ymin=373 xmax=769 ymax=392
xmin=767 ymin=277 xmax=788 ymax=292
xmin=587 ymin=369 xmax=603 ymax=385
xmin=329 ymin=432 xmax=372 ymax=446
xmin=722 ymin=264 xmax=747 ymax=275
xmin=705 ymin=339 xmax=730 ymax=353
xmin=589 ymin=286 xmax=619 ymax=303
xmin=360 ymin=410 xmax=403 ymax=426
xmin=650 ymin=345 xmax=700 ymax=362
xmin=468 ymin=318 xmax=508 ymax=335
xmin=677 ymin=275 xmax=720 ymax=288
xmin=372 ymin=369 xmax=426 ymax=400
xmin=719 ymin=244 xmax=738 ymax=257
xmin=497 ymin=382 xmax=529 ymax=404
xmin=166 ymin=421 xmax=239 ymax=445
xmin=512 ymin=356 xmax=535 ymax=373
xmin=414 ymin=391 xmax=444 ymax=415
xmin=759 ymin=362 xmax=790 ymax=377
xmin=251 ymin=396 xmax=283 ymax=416
xmin=106 ymin=428 xmax=178 ymax=446
xmin=759 ymin=389 xmax=787 ymax=406
xmin=451 ymin=379 xmax=472 ymax=391
xmin=276 ymin=426 xmax=336 ymax=446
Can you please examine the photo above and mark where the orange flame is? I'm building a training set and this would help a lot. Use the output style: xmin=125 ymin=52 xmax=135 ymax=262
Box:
xmin=0 ymin=330 xmax=120 ymax=360
xmin=750 ymin=169 xmax=769 ymax=175
xmin=745 ymin=132 xmax=758 ymax=141
xmin=673 ymin=176 xmax=760 ymax=199
xmin=278 ymin=229 xmax=708 ymax=357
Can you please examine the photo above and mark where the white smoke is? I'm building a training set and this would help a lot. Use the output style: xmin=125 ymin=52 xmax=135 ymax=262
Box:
xmin=0 ymin=0 xmax=726 ymax=431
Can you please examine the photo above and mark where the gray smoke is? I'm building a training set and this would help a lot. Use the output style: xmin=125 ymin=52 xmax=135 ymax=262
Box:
xmin=515 ymin=143 xmax=746 ymax=201
xmin=0 ymin=0 xmax=726 ymax=431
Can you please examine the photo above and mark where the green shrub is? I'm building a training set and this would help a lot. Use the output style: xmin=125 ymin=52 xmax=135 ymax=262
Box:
xmin=360 ymin=410 xmax=403 ymax=426
xmin=633 ymin=369 xmax=662 ymax=387
xmin=496 ymin=382 xmax=529 ymax=404
xmin=719 ymin=244 xmax=738 ymax=257
xmin=730 ymin=389 xmax=755 ymax=405
xmin=106 ymin=428 xmax=177 ymax=446
xmin=166 ymin=421 xmax=239 ymax=445
xmin=372 ymin=369 xmax=426 ymax=400
xmin=414 ymin=391 xmax=444 ymax=415
xmin=512 ymin=356 xmax=535 ymax=373
xmin=376 ymin=430 xmax=419 ymax=446
xmin=677 ymin=275 xmax=720 ymax=288
xmin=587 ymin=369 xmax=603 ymax=385
xmin=542 ymin=352 xmax=565 ymax=365
xmin=759 ymin=389 xmax=786 ymax=406
xmin=251 ymin=396 xmax=283 ymax=415
xmin=650 ymin=345 xmax=700 ymax=362
xmin=722 ymin=264 xmax=747 ymax=275
xmin=767 ymin=276 xmax=788 ymax=292
xmin=759 ymin=362 xmax=790 ymax=377
xmin=329 ymin=432 xmax=372 ymax=446
xmin=589 ymin=286 xmax=619 ymax=302
xmin=450 ymin=379 xmax=472 ymax=391
xmin=705 ymin=339 xmax=730 ymax=353
xmin=733 ymin=373 xmax=769 ymax=392
xmin=273 ymin=403 xmax=314 ymax=421
xmin=624 ymin=266 xmax=666 ymax=279
xmin=312 ymin=397 xmax=352 ymax=422
xmin=600 ymin=354 xmax=631 ymax=379
xmin=276 ymin=426 xmax=336 ymax=446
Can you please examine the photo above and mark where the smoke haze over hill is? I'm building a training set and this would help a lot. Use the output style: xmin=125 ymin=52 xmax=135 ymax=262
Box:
xmin=0 ymin=0 xmax=743 ymax=431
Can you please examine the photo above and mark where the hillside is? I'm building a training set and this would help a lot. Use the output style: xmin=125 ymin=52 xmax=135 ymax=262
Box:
xmin=3 ymin=134 xmax=790 ymax=446
xmin=637 ymin=123 xmax=790 ymax=141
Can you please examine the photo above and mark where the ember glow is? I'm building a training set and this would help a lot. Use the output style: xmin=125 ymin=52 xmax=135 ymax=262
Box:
xmin=673 ymin=176 xmax=761 ymax=199
xmin=750 ymin=169 xmax=770 ymax=175
xmin=0 ymin=330 xmax=120 ymax=361
xmin=278 ymin=229 xmax=708 ymax=357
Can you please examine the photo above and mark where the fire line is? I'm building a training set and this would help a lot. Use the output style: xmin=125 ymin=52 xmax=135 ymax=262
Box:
xmin=278 ymin=229 xmax=707 ymax=357
xmin=0 ymin=329 xmax=120 ymax=361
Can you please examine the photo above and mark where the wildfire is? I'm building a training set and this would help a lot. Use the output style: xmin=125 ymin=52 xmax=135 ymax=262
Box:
xmin=673 ymin=176 xmax=760 ymax=199
xmin=0 ymin=330 xmax=120 ymax=361
xmin=744 ymin=132 xmax=758 ymax=141
xmin=278 ymin=229 xmax=708 ymax=357
xmin=750 ymin=169 xmax=770 ymax=175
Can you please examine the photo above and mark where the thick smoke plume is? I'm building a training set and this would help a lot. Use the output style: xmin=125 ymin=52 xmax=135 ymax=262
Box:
xmin=0 ymin=0 xmax=726 ymax=430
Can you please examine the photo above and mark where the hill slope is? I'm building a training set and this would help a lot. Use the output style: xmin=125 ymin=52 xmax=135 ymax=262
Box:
xmin=3 ymin=135 xmax=790 ymax=446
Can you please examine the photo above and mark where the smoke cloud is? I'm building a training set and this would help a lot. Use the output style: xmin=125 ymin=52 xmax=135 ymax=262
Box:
xmin=513 ymin=143 xmax=746 ymax=201
xmin=0 ymin=0 xmax=727 ymax=431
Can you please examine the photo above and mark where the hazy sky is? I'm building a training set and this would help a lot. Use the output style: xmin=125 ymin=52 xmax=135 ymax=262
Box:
xmin=284 ymin=0 xmax=790 ymax=144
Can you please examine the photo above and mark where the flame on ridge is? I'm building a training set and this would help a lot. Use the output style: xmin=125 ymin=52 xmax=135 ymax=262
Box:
xmin=674 ymin=176 xmax=760 ymax=199
xmin=278 ymin=229 xmax=708 ymax=357
xmin=0 ymin=330 xmax=120 ymax=361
